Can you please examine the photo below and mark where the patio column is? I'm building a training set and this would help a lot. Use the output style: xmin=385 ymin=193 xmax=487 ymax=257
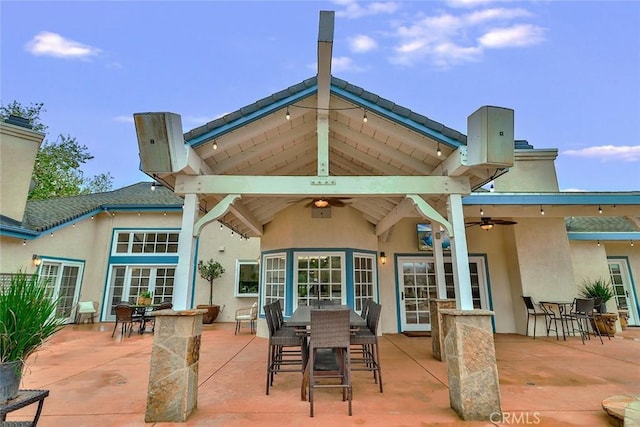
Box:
xmin=174 ymin=193 xmax=198 ymax=310
xmin=145 ymin=308 xmax=206 ymax=423
xmin=440 ymin=309 xmax=501 ymax=421
xmin=429 ymin=298 xmax=456 ymax=361
xmin=431 ymin=221 xmax=447 ymax=299
xmin=447 ymin=194 xmax=473 ymax=310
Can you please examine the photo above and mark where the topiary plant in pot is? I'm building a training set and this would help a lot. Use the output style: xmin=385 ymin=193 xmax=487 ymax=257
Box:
xmin=0 ymin=271 xmax=66 ymax=402
xmin=196 ymin=259 xmax=225 ymax=324
xmin=580 ymin=277 xmax=617 ymax=336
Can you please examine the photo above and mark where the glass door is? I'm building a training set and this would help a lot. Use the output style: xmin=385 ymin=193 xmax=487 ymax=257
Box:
xmin=397 ymin=256 xmax=489 ymax=332
xmin=40 ymin=261 xmax=83 ymax=324
xmin=608 ymin=259 xmax=638 ymax=326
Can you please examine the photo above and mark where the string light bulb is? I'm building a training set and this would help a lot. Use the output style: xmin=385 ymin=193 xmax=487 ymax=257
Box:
xmin=489 ymin=182 xmax=495 ymax=192
xmin=598 ymin=205 xmax=603 ymax=214
xmin=540 ymin=205 xmax=545 ymax=215
xmin=597 ymin=240 xmax=601 ymax=247
xmin=436 ymin=143 xmax=442 ymax=157
xmin=212 ymin=140 xmax=218 ymax=150
xmin=151 ymin=182 xmax=156 ymax=191
xmin=480 ymin=207 xmax=484 ymax=216
xmin=631 ymin=240 xmax=635 ymax=247
xmin=285 ymin=107 xmax=290 ymax=121
xmin=363 ymin=110 xmax=368 ymax=123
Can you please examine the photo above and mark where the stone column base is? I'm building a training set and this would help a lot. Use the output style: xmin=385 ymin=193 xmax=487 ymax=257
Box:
xmin=441 ymin=309 xmax=502 ymax=421
xmin=429 ymin=299 xmax=456 ymax=361
xmin=145 ymin=309 xmax=206 ymax=422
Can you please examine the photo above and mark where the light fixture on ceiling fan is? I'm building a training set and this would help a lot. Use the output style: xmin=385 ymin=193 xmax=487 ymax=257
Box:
xmin=465 ymin=217 xmax=518 ymax=231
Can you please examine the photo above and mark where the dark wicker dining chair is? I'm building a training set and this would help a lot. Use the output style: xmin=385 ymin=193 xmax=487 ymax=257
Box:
xmin=564 ymin=298 xmax=604 ymax=345
xmin=308 ymin=307 xmax=352 ymax=417
xmin=350 ymin=301 xmax=383 ymax=392
xmin=111 ymin=304 xmax=144 ymax=338
xmin=264 ymin=302 xmax=306 ymax=395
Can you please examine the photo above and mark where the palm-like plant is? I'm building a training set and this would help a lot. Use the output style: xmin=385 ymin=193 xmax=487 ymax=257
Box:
xmin=580 ymin=278 xmax=615 ymax=303
xmin=0 ymin=272 xmax=65 ymax=364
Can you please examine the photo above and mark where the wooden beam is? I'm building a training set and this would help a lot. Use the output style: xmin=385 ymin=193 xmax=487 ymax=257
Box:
xmin=174 ymin=175 xmax=471 ymax=197
xmin=317 ymin=11 xmax=334 ymax=177
xmin=193 ymin=194 xmax=240 ymax=237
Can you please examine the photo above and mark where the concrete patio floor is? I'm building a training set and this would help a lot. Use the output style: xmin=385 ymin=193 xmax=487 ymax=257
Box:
xmin=6 ymin=322 xmax=640 ymax=427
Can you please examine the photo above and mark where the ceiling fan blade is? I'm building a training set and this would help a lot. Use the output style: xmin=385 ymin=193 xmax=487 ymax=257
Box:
xmin=493 ymin=219 xmax=518 ymax=225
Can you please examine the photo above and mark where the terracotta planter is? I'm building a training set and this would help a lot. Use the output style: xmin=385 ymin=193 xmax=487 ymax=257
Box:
xmin=197 ymin=304 xmax=220 ymax=324
xmin=137 ymin=297 xmax=152 ymax=305
xmin=618 ymin=310 xmax=629 ymax=330
xmin=591 ymin=313 xmax=618 ymax=336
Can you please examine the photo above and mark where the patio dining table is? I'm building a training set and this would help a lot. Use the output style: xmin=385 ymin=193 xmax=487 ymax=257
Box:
xmin=130 ymin=304 xmax=162 ymax=334
xmin=539 ymin=300 xmax=574 ymax=340
xmin=287 ymin=305 xmax=366 ymax=401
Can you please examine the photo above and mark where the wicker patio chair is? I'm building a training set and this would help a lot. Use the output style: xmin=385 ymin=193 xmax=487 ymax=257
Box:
xmin=74 ymin=301 xmax=98 ymax=324
xmin=235 ymin=301 xmax=258 ymax=334
xmin=308 ymin=307 xmax=352 ymax=417
xmin=265 ymin=302 xmax=307 ymax=395
xmin=111 ymin=304 xmax=144 ymax=338
xmin=350 ymin=301 xmax=383 ymax=392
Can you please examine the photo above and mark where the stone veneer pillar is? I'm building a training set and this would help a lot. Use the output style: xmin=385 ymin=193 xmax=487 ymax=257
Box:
xmin=145 ymin=309 xmax=206 ymax=423
xmin=430 ymin=299 xmax=456 ymax=361
xmin=440 ymin=309 xmax=502 ymax=421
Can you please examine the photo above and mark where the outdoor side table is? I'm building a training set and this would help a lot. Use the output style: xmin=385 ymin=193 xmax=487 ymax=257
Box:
xmin=0 ymin=389 xmax=49 ymax=427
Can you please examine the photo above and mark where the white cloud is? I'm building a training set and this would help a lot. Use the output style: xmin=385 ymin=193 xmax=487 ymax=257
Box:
xmin=334 ymin=0 xmax=400 ymax=19
xmin=479 ymin=24 xmax=546 ymax=48
xmin=332 ymin=56 xmax=365 ymax=72
xmin=25 ymin=31 xmax=101 ymax=59
xmin=386 ymin=5 xmax=544 ymax=68
xmin=446 ymin=0 xmax=497 ymax=8
xmin=563 ymin=145 xmax=640 ymax=162
xmin=349 ymin=35 xmax=378 ymax=53
xmin=113 ymin=115 xmax=134 ymax=124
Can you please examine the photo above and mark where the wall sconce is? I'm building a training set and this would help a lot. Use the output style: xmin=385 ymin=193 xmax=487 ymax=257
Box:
xmin=380 ymin=252 xmax=387 ymax=265
xmin=32 ymin=254 xmax=42 ymax=267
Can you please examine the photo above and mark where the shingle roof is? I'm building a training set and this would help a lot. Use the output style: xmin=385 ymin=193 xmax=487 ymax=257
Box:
xmin=3 ymin=182 xmax=183 ymax=234
xmin=183 ymin=76 xmax=468 ymax=145
xmin=565 ymin=216 xmax=638 ymax=232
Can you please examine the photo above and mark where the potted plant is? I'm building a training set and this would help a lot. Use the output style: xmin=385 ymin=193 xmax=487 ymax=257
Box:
xmin=137 ymin=290 xmax=153 ymax=306
xmin=0 ymin=272 xmax=66 ymax=402
xmin=197 ymin=259 xmax=225 ymax=324
xmin=580 ymin=278 xmax=617 ymax=336
xmin=580 ymin=278 xmax=615 ymax=313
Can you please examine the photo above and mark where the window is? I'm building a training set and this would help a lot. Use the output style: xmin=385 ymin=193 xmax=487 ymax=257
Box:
xmin=235 ymin=260 xmax=259 ymax=297
xmin=262 ymin=253 xmax=287 ymax=312
xmin=295 ymin=252 xmax=344 ymax=307
xmin=353 ymin=253 xmax=376 ymax=314
xmin=114 ymin=231 xmax=179 ymax=254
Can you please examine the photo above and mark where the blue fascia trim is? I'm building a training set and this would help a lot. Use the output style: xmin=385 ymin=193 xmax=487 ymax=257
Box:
xmin=39 ymin=255 xmax=85 ymax=264
xmin=331 ymin=87 xmax=463 ymax=149
xmin=568 ymin=232 xmax=639 ymax=241
xmin=112 ymin=227 xmax=181 ymax=232
xmin=109 ymin=255 xmax=179 ymax=264
xmin=187 ymin=87 xmax=318 ymax=148
xmin=463 ymin=193 xmax=640 ymax=205
xmin=0 ymin=227 xmax=39 ymax=239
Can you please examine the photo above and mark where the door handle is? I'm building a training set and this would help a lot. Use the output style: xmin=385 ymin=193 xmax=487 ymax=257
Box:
xmin=626 ymin=290 xmax=630 ymax=297
xmin=401 ymin=291 xmax=404 ymax=300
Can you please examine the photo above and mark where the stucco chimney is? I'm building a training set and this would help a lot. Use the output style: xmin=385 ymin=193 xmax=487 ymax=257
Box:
xmin=0 ymin=117 xmax=45 ymax=222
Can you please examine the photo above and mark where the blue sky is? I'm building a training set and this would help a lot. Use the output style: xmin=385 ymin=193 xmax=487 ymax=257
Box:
xmin=2 ymin=1 xmax=639 ymax=192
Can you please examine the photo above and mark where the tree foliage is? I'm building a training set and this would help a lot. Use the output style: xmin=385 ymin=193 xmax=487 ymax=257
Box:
xmin=0 ymin=101 xmax=113 ymax=199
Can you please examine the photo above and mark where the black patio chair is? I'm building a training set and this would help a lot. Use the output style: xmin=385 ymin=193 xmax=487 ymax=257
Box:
xmin=350 ymin=300 xmax=383 ymax=392
xmin=522 ymin=296 xmax=551 ymax=339
xmin=564 ymin=298 xmax=604 ymax=345
xmin=111 ymin=304 xmax=144 ymax=338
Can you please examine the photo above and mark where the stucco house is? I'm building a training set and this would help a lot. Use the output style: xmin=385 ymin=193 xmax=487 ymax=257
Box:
xmin=2 ymin=12 xmax=638 ymax=337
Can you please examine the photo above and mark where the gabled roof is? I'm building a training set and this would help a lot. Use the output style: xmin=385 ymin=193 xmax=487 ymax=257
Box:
xmin=1 ymin=183 xmax=183 ymax=239
xmin=184 ymin=76 xmax=467 ymax=149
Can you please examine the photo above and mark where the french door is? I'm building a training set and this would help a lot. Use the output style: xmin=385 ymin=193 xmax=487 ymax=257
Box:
xmin=397 ymin=256 xmax=489 ymax=332
xmin=608 ymin=258 xmax=638 ymax=326
xmin=104 ymin=265 xmax=175 ymax=321
xmin=39 ymin=260 xmax=84 ymax=324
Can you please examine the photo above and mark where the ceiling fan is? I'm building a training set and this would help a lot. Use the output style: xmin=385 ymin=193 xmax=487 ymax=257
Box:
xmin=288 ymin=197 xmax=352 ymax=208
xmin=465 ymin=217 xmax=518 ymax=231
